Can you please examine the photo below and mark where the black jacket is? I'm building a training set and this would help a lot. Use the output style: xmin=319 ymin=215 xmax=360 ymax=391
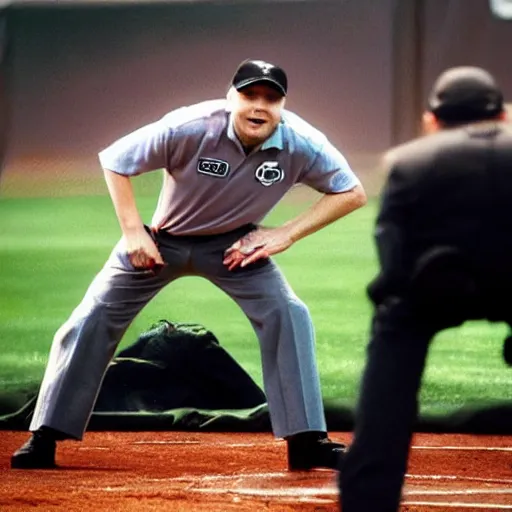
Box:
xmin=369 ymin=121 xmax=512 ymax=319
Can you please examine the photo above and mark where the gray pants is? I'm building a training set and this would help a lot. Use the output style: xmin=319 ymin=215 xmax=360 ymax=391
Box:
xmin=30 ymin=225 xmax=327 ymax=439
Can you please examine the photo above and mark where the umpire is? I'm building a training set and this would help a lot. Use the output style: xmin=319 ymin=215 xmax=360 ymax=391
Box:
xmin=11 ymin=59 xmax=364 ymax=471
xmin=340 ymin=66 xmax=510 ymax=511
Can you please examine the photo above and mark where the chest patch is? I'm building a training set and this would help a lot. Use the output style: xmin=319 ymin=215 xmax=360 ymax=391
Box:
xmin=197 ymin=158 xmax=230 ymax=178
xmin=255 ymin=161 xmax=284 ymax=187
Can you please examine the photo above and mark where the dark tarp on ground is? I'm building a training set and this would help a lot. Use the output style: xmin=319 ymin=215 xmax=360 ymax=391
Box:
xmin=1 ymin=320 xmax=511 ymax=434
xmin=2 ymin=395 xmax=512 ymax=435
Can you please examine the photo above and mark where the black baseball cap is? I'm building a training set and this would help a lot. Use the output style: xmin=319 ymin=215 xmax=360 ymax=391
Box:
xmin=232 ymin=59 xmax=288 ymax=96
xmin=428 ymin=66 xmax=504 ymax=123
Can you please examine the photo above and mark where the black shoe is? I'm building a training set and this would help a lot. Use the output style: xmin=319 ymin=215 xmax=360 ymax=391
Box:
xmin=287 ymin=432 xmax=346 ymax=471
xmin=11 ymin=431 xmax=57 ymax=469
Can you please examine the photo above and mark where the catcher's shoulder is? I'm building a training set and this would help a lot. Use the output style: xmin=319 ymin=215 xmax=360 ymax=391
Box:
xmin=383 ymin=131 xmax=456 ymax=171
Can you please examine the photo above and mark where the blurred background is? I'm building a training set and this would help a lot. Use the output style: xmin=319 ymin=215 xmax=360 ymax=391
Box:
xmin=0 ymin=0 xmax=511 ymax=426
xmin=1 ymin=0 xmax=512 ymax=195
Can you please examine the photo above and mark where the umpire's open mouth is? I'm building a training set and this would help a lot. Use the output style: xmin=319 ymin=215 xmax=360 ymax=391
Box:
xmin=248 ymin=118 xmax=266 ymax=125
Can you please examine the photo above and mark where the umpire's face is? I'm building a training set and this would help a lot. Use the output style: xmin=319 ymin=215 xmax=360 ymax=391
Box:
xmin=228 ymin=83 xmax=285 ymax=150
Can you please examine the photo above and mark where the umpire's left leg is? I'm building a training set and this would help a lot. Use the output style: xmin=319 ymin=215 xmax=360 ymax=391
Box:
xmin=340 ymin=298 xmax=435 ymax=512
xmin=208 ymin=261 xmax=326 ymax=439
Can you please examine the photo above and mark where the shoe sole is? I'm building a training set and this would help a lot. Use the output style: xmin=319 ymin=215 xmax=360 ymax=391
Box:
xmin=11 ymin=457 xmax=57 ymax=470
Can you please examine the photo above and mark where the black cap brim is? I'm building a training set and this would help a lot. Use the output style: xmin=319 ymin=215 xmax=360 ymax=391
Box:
xmin=234 ymin=77 xmax=286 ymax=96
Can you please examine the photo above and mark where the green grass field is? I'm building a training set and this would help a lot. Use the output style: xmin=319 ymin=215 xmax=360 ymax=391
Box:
xmin=1 ymin=177 xmax=511 ymax=416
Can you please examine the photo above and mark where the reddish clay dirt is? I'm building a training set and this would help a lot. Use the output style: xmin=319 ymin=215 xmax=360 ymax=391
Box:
xmin=1 ymin=431 xmax=511 ymax=511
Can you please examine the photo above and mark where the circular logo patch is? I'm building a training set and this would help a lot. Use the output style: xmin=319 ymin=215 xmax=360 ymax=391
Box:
xmin=255 ymin=161 xmax=284 ymax=187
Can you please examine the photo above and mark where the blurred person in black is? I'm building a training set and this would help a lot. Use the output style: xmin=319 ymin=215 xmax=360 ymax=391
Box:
xmin=339 ymin=66 xmax=510 ymax=512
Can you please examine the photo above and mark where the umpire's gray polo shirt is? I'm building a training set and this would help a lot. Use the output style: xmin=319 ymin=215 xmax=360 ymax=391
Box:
xmin=99 ymin=99 xmax=360 ymax=236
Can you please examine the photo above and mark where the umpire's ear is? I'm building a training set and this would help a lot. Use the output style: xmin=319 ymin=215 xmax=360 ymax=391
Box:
xmin=422 ymin=111 xmax=441 ymax=135
xmin=226 ymin=86 xmax=236 ymax=101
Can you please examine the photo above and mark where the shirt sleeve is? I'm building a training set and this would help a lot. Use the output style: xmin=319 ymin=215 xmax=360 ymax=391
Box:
xmin=299 ymin=139 xmax=361 ymax=193
xmin=98 ymin=118 xmax=170 ymax=176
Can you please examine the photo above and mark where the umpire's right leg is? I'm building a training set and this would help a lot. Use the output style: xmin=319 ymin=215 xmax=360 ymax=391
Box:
xmin=29 ymin=238 xmax=183 ymax=440
xmin=340 ymin=298 xmax=435 ymax=512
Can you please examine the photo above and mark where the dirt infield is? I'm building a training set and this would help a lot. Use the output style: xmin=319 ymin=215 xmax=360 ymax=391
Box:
xmin=1 ymin=431 xmax=511 ymax=511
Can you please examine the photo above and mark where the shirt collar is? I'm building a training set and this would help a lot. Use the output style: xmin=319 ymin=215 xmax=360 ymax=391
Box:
xmin=262 ymin=122 xmax=284 ymax=150
xmin=227 ymin=113 xmax=284 ymax=151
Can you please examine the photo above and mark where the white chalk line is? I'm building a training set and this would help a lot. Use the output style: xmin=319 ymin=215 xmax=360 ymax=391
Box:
xmin=132 ymin=440 xmax=201 ymax=445
xmin=146 ymin=471 xmax=512 ymax=486
xmin=191 ymin=487 xmax=334 ymax=497
xmin=413 ymin=445 xmax=512 ymax=452
xmin=403 ymin=501 xmax=512 ymax=509
xmin=406 ymin=489 xmax=512 ymax=496
xmin=129 ymin=441 xmax=511 ymax=451
xmin=96 ymin=474 xmax=512 ymax=509
xmin=407 ymin=474 xmax=512 ymax=485
xmin=190 ymin=486 xmax=512 ymax=497
xmin=131 ymin=441 xmax=274 ymax=447
xmin=190 ymin=486 xmax=512 ymax=509
xmin=146 ymin=472 xmax=290 ymax=482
